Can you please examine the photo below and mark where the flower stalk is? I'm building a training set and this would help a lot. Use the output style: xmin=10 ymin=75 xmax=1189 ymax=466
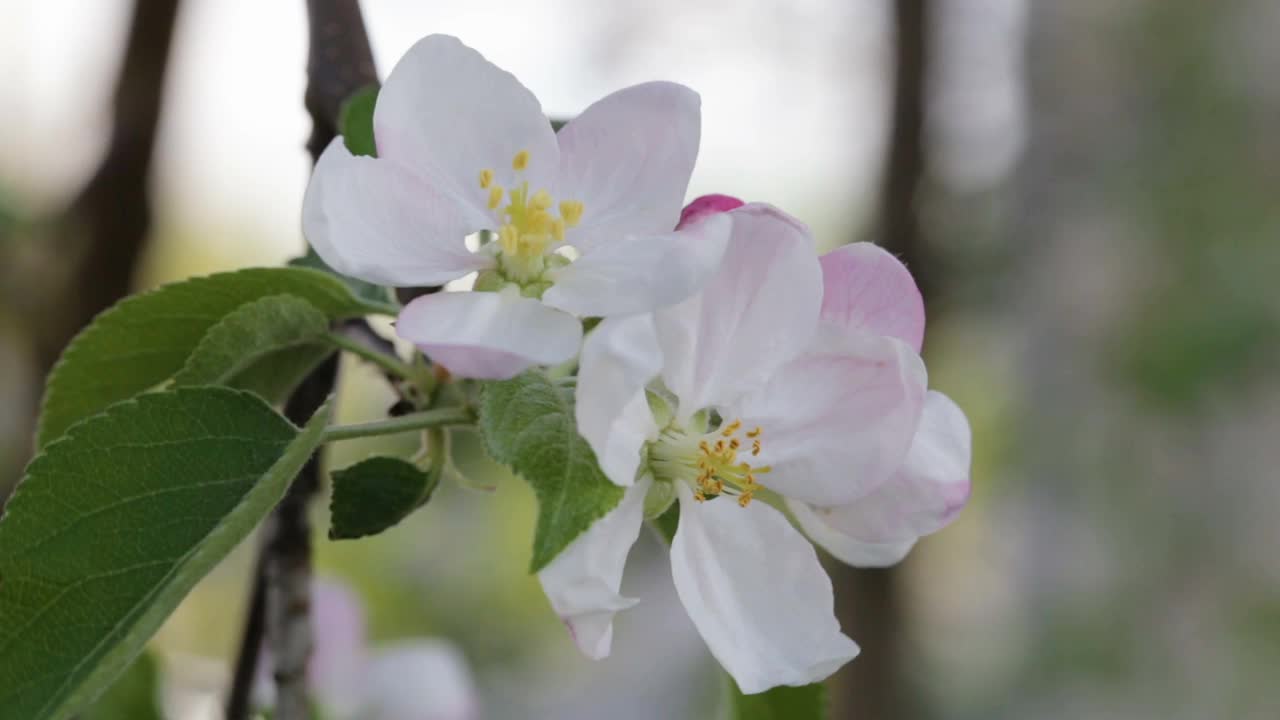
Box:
xmin=321 ymin=407 xmax=475 ymax=443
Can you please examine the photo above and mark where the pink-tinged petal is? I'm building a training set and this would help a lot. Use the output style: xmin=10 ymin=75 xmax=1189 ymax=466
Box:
xmin=670 ymin=484 xmax=859 ymax=694
xmin=731 ymin=332 xmax=928 ymax=507
xmin=676 ymin=194 xmax=745 ymax=230
xmin=819 ymin=242 xmax=925 ymax=351
xmin=791 ymin=391 xmax=971 ymax=567
xmin=362 ymin=641 xmax=480 ymax=720
xmin=303 ymin=139 xmax=495 ymax=287
xmin=576 ymin=316 xmax=663 ymax=487
xmin=654 ymin=203 xmax=822 ymax=418
xmin=544 ymin=212 xmax=731 ymax=318
xmin=374 ymin=34 xmax=558 ymax=212
xmin=308 ymin=578 xmax=368 ymax=716
xmin=396 ymin=292 xmax=581 ymax=379
xmin=537 ymin=476 xmax=649 ymax=660
xmin=787 ymin=500 xmax=918 ymax=567
xmin=557 ymin=82 xmax=700 ymax=251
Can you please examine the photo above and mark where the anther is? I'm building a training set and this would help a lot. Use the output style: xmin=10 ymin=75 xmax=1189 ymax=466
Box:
xmin=488 ymin=185 xmax=504 ymax=210
xmin=752 ymin=440 xmax=761 ymax=456
xmin=479 ymin=169 xmax=494 ymax=189
xmin=722 ymin=419 xmax=742 ymax=437
xmin=512 ymin=150 xmax=530 ymax=171
xmin=531 ymin=190 xmax=553 ymax=210
xmin=559 ymin=200 xmax=584 ymax=227
xmin=746 ymin=426 xmax=762 ymax=438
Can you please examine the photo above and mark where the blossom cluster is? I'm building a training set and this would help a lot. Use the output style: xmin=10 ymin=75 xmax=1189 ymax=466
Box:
xmin=304 ymin=34 xmax=971 ymax=694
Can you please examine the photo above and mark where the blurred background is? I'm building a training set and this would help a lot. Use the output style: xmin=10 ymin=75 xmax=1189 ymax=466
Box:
xmin=2 ymin=0 xmax=1278 ymax=718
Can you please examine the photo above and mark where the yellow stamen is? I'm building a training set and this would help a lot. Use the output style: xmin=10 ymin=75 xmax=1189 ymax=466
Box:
xmin=559 ymin=200 xmax=584 ymax=227
xmin=746 ymin=426 xmax=762 ymax=438
xmin=488 ymin=185 xmax=504 ymax=210
xmin=752 ymin=439 xmax=761 ymax=456
xmin=551 ymin=217 xmax=566 ymax=243
xmin=721 ymin=419 xmax=742 ymax=437
xmin=479 ymin=169 xmax=494 ymax=189
xmin=531 ymin=190 xmax=553 ymax=210
xmin=512 ymin=150 xmax=530 ymax=171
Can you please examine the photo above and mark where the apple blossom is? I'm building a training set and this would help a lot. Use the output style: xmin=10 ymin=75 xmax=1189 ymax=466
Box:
xmin=539 ymin=201 xmax=955 ymax=694
xmin=303 ymin=34 xmax=729 ymax=379
xmin=305 ymin=578 xmax=480 ymax=720
xmin=255 ymin=579 xmax=479 ymax=719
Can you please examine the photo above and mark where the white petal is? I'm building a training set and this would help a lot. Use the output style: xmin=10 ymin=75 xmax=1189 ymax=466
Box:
xmin=556 ymin=82 xmax=701 ymax=251
xmin=576 ymin=316 xmax=663 ymax=487
xmin=303 ymin=138 xmax=494 ymax=286
xmin=396 ymin=292 xmax=581 ymax=379
xmin=731 ymin=332 xmax=928 ymax=507
xmin=544 ymin=212 xmax=731 ymax=318
xmin=360 ymin=640 xmax=480 ymax=720
xmin=792 ymin=391 xmax=972 ymax=567
xmin=308 ymin=579 xmax=368 ymax=716
xmin=670 ymin=485 xmax=859 ymax=694
xmin=654 ymin=204 xmax=822 ymax=418
xmin=538 ymin=476 xmax=650 ymax=660
xmin=374 ymin=34 xmax=558 ymax=208
xmin=788 ymin=500 xmax=918 ymax=567
xmin=819 ymin=242 xmax=925 ymax=351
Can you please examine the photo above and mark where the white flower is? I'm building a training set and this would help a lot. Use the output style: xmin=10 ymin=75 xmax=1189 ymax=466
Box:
xmin=303 ymin=34 xmax=729 ymax=379
xmin=538 ymin=200 xmax=972 ymax=694
xmin=308 ymin=578 xmax=480 ymax=720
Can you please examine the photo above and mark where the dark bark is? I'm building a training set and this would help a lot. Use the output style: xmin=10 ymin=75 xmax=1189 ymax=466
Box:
xmin=1 ymin=0 xmax=181 ymax=499
xmin=832 ymin=1 xmax=930 ymax=718
xmin=224 ymin=552 xmax=268 ymax=720
xmin=225 ymin=3 xmax=377 ymax=718
xmin=26 ymin=0 xmax=181 ymax=373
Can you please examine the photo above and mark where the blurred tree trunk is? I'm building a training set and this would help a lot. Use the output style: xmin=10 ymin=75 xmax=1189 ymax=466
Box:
xmin=1 ymin=0 xmax=181 ymax=497
xmin=832 ymin=0 xmax=930 ymax=718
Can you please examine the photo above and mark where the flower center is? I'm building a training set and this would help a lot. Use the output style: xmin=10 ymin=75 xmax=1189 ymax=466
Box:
xmin=649 ymin=417 xmax=772 ymax=507
xmin=478 ymin=150 xmax=584 ymax=284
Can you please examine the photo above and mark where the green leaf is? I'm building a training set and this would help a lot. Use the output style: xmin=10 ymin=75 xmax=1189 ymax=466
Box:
xmin=37 ymin=266 xmax=384 ymax=447
xmin=173 ymin=294 xmax=329 ymax=388
xmin=0 ymin=386 xmax=332 ymax=720
xmin=329 ymin=456 xmax=437 ymax=540
xmin=81 ymin=652 xmax=162 ymax=720
xmin=288 ymin=248 xmax=393 ymax=308
xmin=340 ymin=84 xmax=379 ymax=157
xmin=224 ymin=342 xmax=333 ymax=406
xmin=479 ymin=371 xmax=624 ymax=572
xmin=728 ymin=680 xmax=828 ymax=720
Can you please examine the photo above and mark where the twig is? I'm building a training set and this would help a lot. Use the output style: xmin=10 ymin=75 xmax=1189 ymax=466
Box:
xmin=224 ymin=550 xmax=267 ymax=719
xmin=225 ymin=3 xmax=378 ymax=719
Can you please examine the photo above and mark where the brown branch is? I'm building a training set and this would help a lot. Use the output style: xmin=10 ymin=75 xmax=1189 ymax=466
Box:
xmin=0 ymin=0 xmax=181 ymax=500
xmin=29 ymin=0 xmax=182 ymax=375
xmin=226 ymin=3 xmax=379 ymax=719
xmin=224 ymin=550 xmax=268 ymax=719
xmin=833 ymin=1 xmax=930 ymax=719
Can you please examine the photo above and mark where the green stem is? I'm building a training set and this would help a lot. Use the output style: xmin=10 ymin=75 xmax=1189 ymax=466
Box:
xmin=321 ymin=407 xmax=473 ymax=443
xmin=325 ymin=331 xmax=415 ymax=380
xmin=354 ymin=299 xmax=403 ymax=317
